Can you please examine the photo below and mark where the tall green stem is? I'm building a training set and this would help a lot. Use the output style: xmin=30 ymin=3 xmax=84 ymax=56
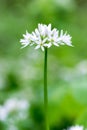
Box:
xmin=44 ymin=47 xmax=49 ymax=130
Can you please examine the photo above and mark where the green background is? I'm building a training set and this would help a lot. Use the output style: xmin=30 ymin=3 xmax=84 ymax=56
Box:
xmin=0 ymin=0 xmax=87 ymax=130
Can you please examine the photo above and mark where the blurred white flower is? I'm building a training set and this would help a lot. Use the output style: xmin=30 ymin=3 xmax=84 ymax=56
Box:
xmin=8 ymin=125 xmax=18 ymax=130
xmin=0 ymin=106 xmax=8 ymax=121
xmin=54 ymin=0 xmax=76 ymax=11
xmin=68 ymin=125 xmax=84 ymax=130
xmin=5 ymin=98 xmax=28 ymax=112
xmin=76 ymin=60 xmax=87 ymax=75
xmin=0 ymin=98 xmax=29 ymax=121
xmin=20 ymin=23 xmax=72 ymax=51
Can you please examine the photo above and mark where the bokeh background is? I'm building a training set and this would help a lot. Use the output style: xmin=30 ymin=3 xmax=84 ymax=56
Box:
xmin=0 ymin=0 xmax=87 ymax=130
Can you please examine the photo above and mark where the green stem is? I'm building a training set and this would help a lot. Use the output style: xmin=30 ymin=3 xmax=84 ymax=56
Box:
xmin=44 ymin=47 xmax=49 ymax=130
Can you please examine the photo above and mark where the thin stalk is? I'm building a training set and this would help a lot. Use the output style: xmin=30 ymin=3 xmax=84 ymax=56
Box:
xmin=44 ymin=47 xmax=49 ymax=130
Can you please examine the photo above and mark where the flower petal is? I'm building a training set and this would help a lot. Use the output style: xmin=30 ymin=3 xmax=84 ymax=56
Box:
xmin=35 ymin=45 xmax=40 ymax=50
xmin=41 ymin=46 xmax=44 ymax=51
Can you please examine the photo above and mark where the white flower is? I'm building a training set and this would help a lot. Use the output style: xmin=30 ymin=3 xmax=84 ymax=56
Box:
xmin=58 ymin=30 xmax=72 ymax=46
xmin=35 ymin=38 xmax=48 ymax=51
xmin=8 ymin=125 xmax=18 ymax=130
xmin=48 ymin=28 xmax=59 ymax=46
xmin=0 ymin=106 xmax=8 ymax=121
xmin=5 ymin=98 xmax=28 ymax=112
xmin=20 ymin=30 xmax=32 ymax=48
xmin=68 ymin=125 xmax=84 ymax=130
xmin=37 ymin=24 xmax=51 ymax=37
xmin=0 ymin=98 xmax=29 ymax=121
xmin=20 ymin=23 xmax=72 ymax=51
xmin=33 ymin=24 xmax=53 ymax=51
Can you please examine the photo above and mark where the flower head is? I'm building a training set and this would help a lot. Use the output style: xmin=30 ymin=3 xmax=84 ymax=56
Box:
xmin=20 ymin=24 xmax=72 ymax=51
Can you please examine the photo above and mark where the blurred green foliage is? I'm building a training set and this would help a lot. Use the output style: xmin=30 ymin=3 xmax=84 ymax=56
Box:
xmin=0 ymin=0 xmax=87 ymax=130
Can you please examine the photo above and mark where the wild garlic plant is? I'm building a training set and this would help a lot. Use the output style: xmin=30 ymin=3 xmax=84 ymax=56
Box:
xmin=20 ymin=24 xmax=72 ymax=130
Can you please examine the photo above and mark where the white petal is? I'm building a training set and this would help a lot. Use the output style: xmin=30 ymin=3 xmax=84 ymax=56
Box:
xmin=30 ymin=42 xmax=34 ymax=46
xmin=38 ymin=24 xmax=43 ymax=32
xmin=44 ymin=43 xmax=52 ymax=48
xmin=21 ymin=44 xmax=29 ymax=49
xmin=43 ymin=38 xmax=48 ymax=43
xmin=60 ymin=30 xmax=63 ymax=37
xmin=35 ymin=45 xmax=40 ymax=50
xmin=41 ymin=46 xmax=44 ymax=51
xmin=23 ymin=31 xmax=30 ymax=39
xmin=26 ymin=30 xmax=29 ymax=35
xmin=35 ymin=29 xmax=40 ymax=36
xmin=53 ymin=42 xmax=59 ymax=46
xmin=20 ymin=39 xmax=25 ymax=43
xmin=48 ymin=24 xmax=51 ymax=31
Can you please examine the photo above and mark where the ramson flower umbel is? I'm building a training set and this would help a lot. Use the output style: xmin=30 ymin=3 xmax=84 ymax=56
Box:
xmin=20 ymin=23 xmax=72 ymax=51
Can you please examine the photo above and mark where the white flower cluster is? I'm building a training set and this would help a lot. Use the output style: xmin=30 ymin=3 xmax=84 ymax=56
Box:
xmin=20 ymin=24 xmax=72 ymax=51
xmin=67 ymin=125 xmax=84 ymax=130
xmin=0 ymin=98 xmax=29 ymax=121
